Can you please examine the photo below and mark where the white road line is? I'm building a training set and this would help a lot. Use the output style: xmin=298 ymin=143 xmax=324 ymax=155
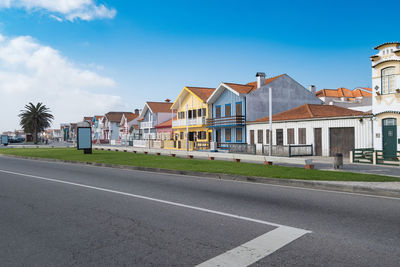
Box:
xmin=0 ymin=168 xmax=311 ymax=266
xmin=2 ymin=155 xmax=400 ymax=201
xmin=0 ymin=169 xmax=309 ymax=230
xmin=197 ymin=226 xmax=308 ymax=267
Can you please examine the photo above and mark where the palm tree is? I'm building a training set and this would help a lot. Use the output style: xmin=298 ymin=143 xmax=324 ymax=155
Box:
xmin=19 ymin=102 xmax=54 ymax=144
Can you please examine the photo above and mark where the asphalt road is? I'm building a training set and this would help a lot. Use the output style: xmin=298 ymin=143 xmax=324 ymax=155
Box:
xmin=0 ymin=156 xmax=399 ymax=266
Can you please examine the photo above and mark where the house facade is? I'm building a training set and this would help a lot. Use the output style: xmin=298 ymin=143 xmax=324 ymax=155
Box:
xmin=119 ymin=110 xmax=140 ymax=145
xmin=170 ymin=86 xmax=214 ymax=150
xmin=103 ymin=112 xmax=135 ymax=144
xmin=247 ymin=104 xmax=372 ymax=157
xmin=92 ymin=115 xmax=105 ymax=142
xmin=138 ymin=101 xmax=175 ymax=140
xmin=371 ymin=42 xmax=400 ymax=159
xmin=206 ymin=73 xmax=322 ymax=147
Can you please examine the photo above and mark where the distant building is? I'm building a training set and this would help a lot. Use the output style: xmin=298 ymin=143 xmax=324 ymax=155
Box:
xmin=316 ymin=87 xmax=372 ymax=112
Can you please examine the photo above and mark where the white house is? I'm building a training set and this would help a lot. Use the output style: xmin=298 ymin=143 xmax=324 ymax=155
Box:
xmin=371 ymin=42 xmax=400 ymax=159
xmin=246 ymin=104 xmax=372 ymax=157
xmin=119 ymin=109 xmax=140 ymax=145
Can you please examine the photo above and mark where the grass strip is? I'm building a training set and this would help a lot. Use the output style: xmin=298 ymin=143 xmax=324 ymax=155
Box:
xmin=0 ymin=148 xmax=398 ymax=182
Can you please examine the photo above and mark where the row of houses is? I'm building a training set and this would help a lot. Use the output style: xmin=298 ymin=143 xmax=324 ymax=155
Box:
xmin=64 ymin=42 xmax=400 ymax=160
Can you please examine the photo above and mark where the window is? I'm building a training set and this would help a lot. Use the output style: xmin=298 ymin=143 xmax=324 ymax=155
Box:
xmin=236 ymin=102 xmax=242 ymax=116
xmin=188 ymin=110 xmax=192 ymax=119
xmin=180 ymin=132 xmax=184 ymax=139
xmin=216 ymin=106 xmax=221 ymax=118
xmin=381 ymin=67 xmax=396 ymax=94
xmin=287 ymin=128 xmax=294 ymax=144
xmin=193 ymin=109 xmax=197 ymax=118
xmin=225 ymin=104 xmax=231 ymax=117
xmin=298 ymin=128 xmax=306 ymax=144
xmin=383 ymin=118 xmax=396 ymax=126
xmin=258 ymin=129 xmax=263 ymax=144
xmin=202 ymin=108 xmax=207 ymax=117
xmin=198 ymin=109 xmax=202 ymax=117
xmin=266 ymin=129 xmax=270 ymax=144
xmin=225 ymin=129 xmax=231 ymax=142
xmin=236 ymin=128 xmax=242 ymax=142
xmin=199 ymin=131 xmax=207 ymax=140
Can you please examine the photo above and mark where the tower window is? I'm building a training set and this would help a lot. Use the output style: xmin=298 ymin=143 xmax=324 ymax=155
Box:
xmin=381 ymin=67 xmax=396 ymax=94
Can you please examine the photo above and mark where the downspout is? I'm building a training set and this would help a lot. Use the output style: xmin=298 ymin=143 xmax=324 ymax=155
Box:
xmin=244 ymin=96 xmax=247 ymax=144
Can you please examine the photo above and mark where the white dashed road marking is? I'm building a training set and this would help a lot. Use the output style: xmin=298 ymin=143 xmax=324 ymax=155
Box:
xmin=0 ymin=168 xmax=311 ymax=266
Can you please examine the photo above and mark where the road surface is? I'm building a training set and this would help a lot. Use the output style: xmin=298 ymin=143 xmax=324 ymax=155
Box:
xmin=0 ymin=156 xmax=399 ymax=266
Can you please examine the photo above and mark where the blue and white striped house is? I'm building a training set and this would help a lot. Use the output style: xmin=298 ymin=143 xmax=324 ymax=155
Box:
xmin=206 ymin=72 xmax=322 ymax=148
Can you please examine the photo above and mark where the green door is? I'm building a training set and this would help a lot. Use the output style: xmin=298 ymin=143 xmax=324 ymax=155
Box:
xmin=382 ymin=118 xmax=397 ymax=159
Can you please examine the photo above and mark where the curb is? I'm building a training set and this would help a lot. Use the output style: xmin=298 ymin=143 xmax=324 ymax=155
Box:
xmin=2 ymin=154 xmax=400 ymax=199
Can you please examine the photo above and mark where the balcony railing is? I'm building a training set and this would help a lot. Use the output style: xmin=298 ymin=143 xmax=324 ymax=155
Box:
xmin=140 ymin=121 xmax=156 ymax=129
xmin=206 ymin=115 xmax=245 ymax=127
xmin=172 ymin=117 xmax=206 ymax=127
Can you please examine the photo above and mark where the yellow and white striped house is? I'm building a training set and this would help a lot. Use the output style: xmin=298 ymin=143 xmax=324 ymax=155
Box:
xmin=168 ymin=86 xmax=215 ymax=150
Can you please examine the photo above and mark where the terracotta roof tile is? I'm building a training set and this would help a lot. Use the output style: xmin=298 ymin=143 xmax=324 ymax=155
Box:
xmin=316 ymin=87 xmax=371 ymax=98
xmin=155 ymin=119 xmax=172 ymax=128
xmin=223 ymin=74 xmax=285 ymax=95
xmin=252 ymin=104 xmax=367 ymax=123
xmin=105 ymin=112 xmax=134 ymax=122
xmin=147 ymin=102 xmax=173 ymax=113
xmin=125 ymin=113 xmax=139 ymax=122
xmin=186 ymin=87 xmax=215 ymax=102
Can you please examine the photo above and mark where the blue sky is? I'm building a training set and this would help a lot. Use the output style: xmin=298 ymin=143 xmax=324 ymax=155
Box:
xmin=0 ymin=0 xmax=399 ymax=131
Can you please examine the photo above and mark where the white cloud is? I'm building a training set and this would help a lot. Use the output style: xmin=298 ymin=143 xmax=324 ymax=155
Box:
xmin=0 ymin=0 xmax=116 ymax=21
xmin=0 ymin=34 xmax=127 ymax=132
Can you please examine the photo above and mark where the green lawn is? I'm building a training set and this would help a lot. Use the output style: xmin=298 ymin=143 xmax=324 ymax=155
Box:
xmin=0 ymin=148 xmax=398 ymax=182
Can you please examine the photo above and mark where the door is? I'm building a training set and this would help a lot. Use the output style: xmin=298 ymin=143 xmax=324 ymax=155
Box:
xmin=329 ymin=127 xmax=355 ymax=157
xmin=276 ymin=129 xmax=283 ymax=146
xmin=383 ymin=118 xmax=397 ymax=159
xmin=314 ymin=128 xmax=322 ymax=156
xmin=250 ymin=130 xmax=254 ymax=145
xmin=216 ymin=130 xmax=221 ymax=144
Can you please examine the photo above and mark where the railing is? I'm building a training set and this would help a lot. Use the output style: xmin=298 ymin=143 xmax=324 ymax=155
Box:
xmin=194 ymin=141 xmax=210 ymax=150
xmin=172 ymin=117 xmax=206 ymax=127
xmin=288 ymin=145 xmax=313 ymax=157
xmin=140 ymin=121 xmax=156 ymax=128
xmin=218 ymin=143 xmax=256 ymax=154
xmin=142 ymin=133 xmax=156 ymax=140
xmin=376 ymin=150 xmax=400 ymax=166
xmin=352 ymin=148 xmax=374 ymax=164
xmin=206 ymin=115 xmax=245 ymax=127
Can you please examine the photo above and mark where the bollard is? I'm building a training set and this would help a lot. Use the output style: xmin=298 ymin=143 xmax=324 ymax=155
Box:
xmin=333 ymin=153 xmax=343 ymax=169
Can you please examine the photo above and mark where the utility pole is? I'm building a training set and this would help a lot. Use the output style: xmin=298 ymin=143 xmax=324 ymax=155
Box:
xmin=269 ymin=87 xmax=272 ymax=156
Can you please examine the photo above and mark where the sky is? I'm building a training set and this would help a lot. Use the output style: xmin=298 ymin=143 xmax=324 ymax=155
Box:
xmin=0 ymin=0 xmax=399 ymax=132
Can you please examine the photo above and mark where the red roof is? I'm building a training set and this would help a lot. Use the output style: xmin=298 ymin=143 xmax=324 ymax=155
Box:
xmin=147 ymin=102 xmax=173 ymax=113
xmin=252 ymin=104 xmax=368 ymax=123
xmin=105 ymin=112 xmax=134 ymax=122
xmin=316 ymin=87 xmax=372 ymax=98
xmin=225 ymin=74 xmax=285 ymax=95
xmin=155 ymin=119 xmax=172 ymax=129
xmin=125 ymin=113 xmax=139 ymax=122
xmin=186 ymin=87 xmax=215 ymax=102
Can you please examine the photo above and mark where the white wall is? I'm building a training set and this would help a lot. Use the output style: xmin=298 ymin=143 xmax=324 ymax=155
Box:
xmin=247 ymin=117 xmax=372 ymax=157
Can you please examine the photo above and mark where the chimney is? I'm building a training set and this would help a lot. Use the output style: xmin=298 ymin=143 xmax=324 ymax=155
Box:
xmin=309 ymin=85 xmax=316 ymax=94
xmin=134 ymin=109 xmax=139 ymax=115
xmin=165 ymin=98 xmax=171 ymax=103
xmin=256 ymin=72 xmax=266 ymax=88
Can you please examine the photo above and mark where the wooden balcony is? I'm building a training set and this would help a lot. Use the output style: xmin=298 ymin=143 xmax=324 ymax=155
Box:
xmin=206 ymin=115 xmax=245 ymax=127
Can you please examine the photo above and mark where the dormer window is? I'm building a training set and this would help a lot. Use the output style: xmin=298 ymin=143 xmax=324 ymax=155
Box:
xmin=383 ymin=50 xmax=386 ymax=55
xmin=381 ymin=67 xmax=396 ymax=94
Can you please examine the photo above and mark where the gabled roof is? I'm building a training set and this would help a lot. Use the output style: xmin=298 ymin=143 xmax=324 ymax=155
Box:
xmin=207 ymin=74 xmax=286 ymax=103
xmin=171 ymin=86 xmax=214 ymax=109
xmin=105 ymin=112 xmax=134 ymax=123
xmin=83 ymin=116 xmax=92 ymax=122
xmin=251 ymin=104 xmax=368 ymax=123
xmin=352 ymin=89 xmax=372 ymax=97
xmin=155 ymin=119 xmax=172 ymax=129
xmin=146 ymin=102 xmax=173 ymax=113
xmin=186 ymin=87 xmax=215 ymax=102
xmin=125 ymin=113 xmax=139 ymax=122
xmin=94 ymin=115 xmax=104 ymax=121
